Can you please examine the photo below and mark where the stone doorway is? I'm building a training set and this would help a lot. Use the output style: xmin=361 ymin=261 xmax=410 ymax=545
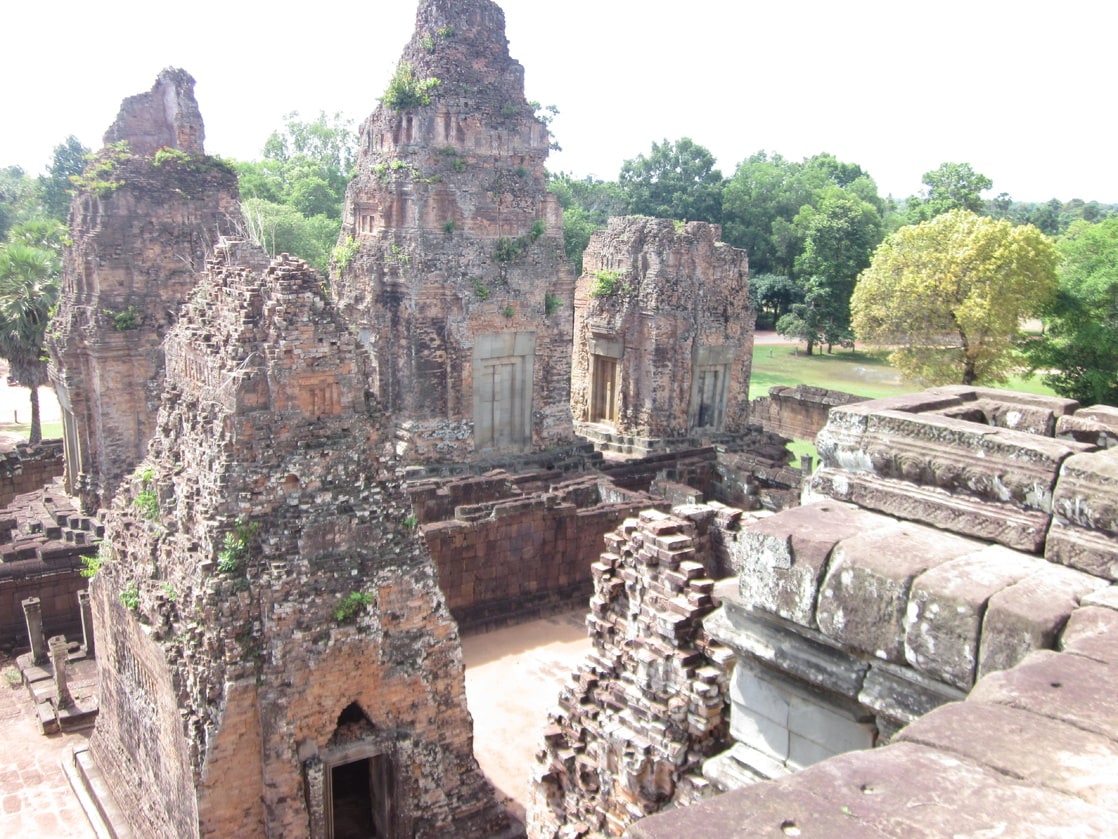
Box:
xmin=694 ymin=367 xmax=725 ymax=429
xmin=472 ymin=332 xmax=536 ymax=452
xmin=329 ymin=753 xmax=395 ymax=839
xmin=590 ymin=355 xmax=618 ymax=423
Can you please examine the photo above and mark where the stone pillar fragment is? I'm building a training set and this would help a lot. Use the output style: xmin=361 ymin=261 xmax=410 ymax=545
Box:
xmin=22 ymin=596 xmax=45 ymax=664
xmin=78 ymin=589 xmax=95 ymax=657
xmin=49 ymin=635 xmax=73 ymax=709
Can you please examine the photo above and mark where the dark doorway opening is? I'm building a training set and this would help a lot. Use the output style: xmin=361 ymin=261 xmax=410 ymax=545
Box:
xmin=330 ymin=754 xmax=395 ymax=839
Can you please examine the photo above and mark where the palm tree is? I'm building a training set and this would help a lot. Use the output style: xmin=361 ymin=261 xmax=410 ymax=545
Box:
xmin=0 ymin=241 xmax=60 ymax=444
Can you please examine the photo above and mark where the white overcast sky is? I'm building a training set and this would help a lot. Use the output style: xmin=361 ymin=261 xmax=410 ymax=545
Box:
xmin=2 ymin=0 xmax=1113 ymax=203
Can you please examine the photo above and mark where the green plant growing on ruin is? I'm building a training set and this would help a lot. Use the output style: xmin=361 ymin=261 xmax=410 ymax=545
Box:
xmin=332 ymin=235 xmax=360 ymax=271
xmin=420 ymin=34 xmax=436 ymax=52
xmin=502 ymin=305 xmax=515 ymax=319
xmin=437 ymin=25 xmax=455 ymax=38
xmin=4 ymin=666 xmax=21 ymax=687
xmin=515 ymin=166 xmax=529 ymax=179
xmin=545 ymin=292 xmax=563 ymax=315
xmin=120 ymin=584 xmax=140 ymax=610
xmin=529 ymin=219 xmax=546 ymax=240
xmin=70 ymin=141 xmax=133 ymax=196
xmin=160 ymin=582 xmax=177 ymax=602
xmin=105 ymin=304 xmax=141 ymax=331
xmin=590 ymin=269 xmax=629 ymax=298
xmin=382 ymin=62 xmax=440 ymax=110
xmin=443 ymin=219 xmax=456 ymax=235
xmin=494 ymin=237 xmax=523 ymax=264
xmin=217 ymin=519 xmax=258 ymax=574
xmin=152 ymin=147 xmax=191 ymax=167
xmin=403 ymin=514 xmax=418 ymax=529
xmin=500 ymin=102 xmax=521 ymax=118
xmin=81 ymin=545 xmax=111 ymax=579
xmin=673 ymin=219 xmax=687 ymax=233
xmin=472 ymin=278 xmax=490 ymax=301
xmin=334 ymin=591 xmax=372 ymax=624
xmin=133 ymin=465 xmax=159 ymax=521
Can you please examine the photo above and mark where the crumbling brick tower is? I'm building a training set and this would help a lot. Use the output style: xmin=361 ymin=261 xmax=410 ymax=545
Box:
xmin=89 ymin=243 xmax=512 ymax=838
xmin=570 ymin=217 xmax=753 ymax=454
xmin=332 ymin=0 xmax=576 ymax=464
xmin=48 ymin=68 xmax=239 ymax=513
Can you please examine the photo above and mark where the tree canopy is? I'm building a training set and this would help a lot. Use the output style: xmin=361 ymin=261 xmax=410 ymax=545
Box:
xmin=618 ymin=138 xmax=723 ymax=224
xmin=905 ymin=162 xmax=993 ymax=222
xmin=1024 ymin=217 xmax=1118 ymax=405
xmin=852 ymin=210 xmax=1058 ymax=386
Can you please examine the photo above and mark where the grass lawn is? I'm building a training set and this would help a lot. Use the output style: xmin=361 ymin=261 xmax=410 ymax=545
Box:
xmin=0 ymin=421 xmax=63 ymax=442
xmin=749 ymin=344 xmax=1056 ymax=402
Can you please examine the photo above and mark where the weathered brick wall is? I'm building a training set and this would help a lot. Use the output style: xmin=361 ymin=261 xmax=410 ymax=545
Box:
xmin=749 ymin=385 xmax=866 ymax=441
xmin=333 ymin=0 xmax=575 ymax=464
xmin=571 ymin=217 xmax=752 ymax=442
xmin=91 ymin=246 xmax=510 ymax=838
xmin=48 ymin=69 xmax=238 ymax=513
xmin=0 ymin=567 xmax=84 ymax=647
xmin=423 ymin=475 xmax=653 ymax=631
xmin=0 ymin=440 xmax=65 ymax=509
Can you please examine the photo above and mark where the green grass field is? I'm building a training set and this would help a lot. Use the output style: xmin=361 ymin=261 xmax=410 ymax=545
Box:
xmin=749 ymin=344 xmax=1056 ymax=402
xmin=0 ymin=421 xmax=63 ymax=442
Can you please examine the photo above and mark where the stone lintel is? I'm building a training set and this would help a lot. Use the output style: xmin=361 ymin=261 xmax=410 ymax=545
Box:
xmin=857 ymin=659 xmax=966 ymax=730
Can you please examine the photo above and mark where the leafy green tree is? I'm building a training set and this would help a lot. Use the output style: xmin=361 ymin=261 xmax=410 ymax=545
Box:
xmin=905 ymin=162 xmax=993 ymax=222
xmin=0 ymin=166 xmax=36 ymax=242
xmin=0 ymin=239 xmax=61 ymax=442
xmin=852 ymin=210 xmax=1058 ymax=386
xmin=778 ymin=190 xmax=883 ymax=353
xmin=240 ymin=197 xmax=339 ymax=273
xmin=548 ymin=173 xmax=625 ymax=273
xmin=618 ymin=138 xmax=724 ymax=224
xmin=1024 ymin=218 xmax=1118 ymax=405
xmin=39 ymin=136 xmax=90 ymax=222
xmin=750 ymin=272 xmax=800 ymax=328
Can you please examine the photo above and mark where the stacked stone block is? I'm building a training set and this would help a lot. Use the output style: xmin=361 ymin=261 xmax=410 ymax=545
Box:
xmin=527 ymin=508 xmax=733 ymax=838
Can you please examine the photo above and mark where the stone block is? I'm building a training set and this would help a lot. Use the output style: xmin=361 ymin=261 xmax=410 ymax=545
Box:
xmin=1060 ymin=605 xmax=1118 ymax=664
xmin=785 ymin=692 xmax=876 ymax=768
xmin=978 ymin=563 xmax=1109 ymax=678
xmin=1046 ymin=450 xmax=1118 ymax=580
xmin=904 ymin=545 xmax=1043 ymax=689
xmin=968 ymin=650 xmax=1118 ymax=740
xmin=816 ymin=522 xmax=981 ymax=661
xmin=734 ymin=501 xmax=895 ymax=626
xmin=897 ymin=701 xmax=1118 ymax=810
xmin=858 ymin=660 xmax=966 ymax=729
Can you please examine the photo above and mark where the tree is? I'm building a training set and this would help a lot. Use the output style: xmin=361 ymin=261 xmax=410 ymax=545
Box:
xmin=0 ymin=239 xmax=61 ymax=443
xmin=618 ymin=138 xmax=723 ymax=224
xmin=852 ymin=210 xmax=1058 ymax=386
xmin=1024 ymin=218 xmax=1118 ymax=405
xmin=906 ymin=162 xmax=992 ymax=222
xmin=39 ymin=136 xmax=90 ymax=222
xmin=548 ymin=173 xmax=625 ymax=274
xmin=778 ymin=190 xmax=883 ymax=353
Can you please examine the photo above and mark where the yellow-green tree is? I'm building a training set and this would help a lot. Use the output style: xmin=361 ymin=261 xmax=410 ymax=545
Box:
xmin=851 ymin=210 xmax=1058 ymax=386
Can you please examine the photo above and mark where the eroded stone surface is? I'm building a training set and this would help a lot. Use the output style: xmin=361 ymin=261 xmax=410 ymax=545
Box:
xmin=332 ymin=0 xmax=575 ymax=463
xmin=570 ymin=217 xmax=751 ymax=447
xmin=102 ymin=67 xmax=205 ymax=156
xmin=1047 ymin=449 xmax=1118 ymax=580
xmin=90 ymin=246 xmax=510 ymax=838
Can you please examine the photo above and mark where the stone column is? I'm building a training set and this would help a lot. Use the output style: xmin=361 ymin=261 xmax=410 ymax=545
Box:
xmin=22 ymin=597 xmax=46 ymax=664
xmin=78 ymin=589 xmax=95 ymax=657
xmin=49 ymin=635 xmax=73 ymax=709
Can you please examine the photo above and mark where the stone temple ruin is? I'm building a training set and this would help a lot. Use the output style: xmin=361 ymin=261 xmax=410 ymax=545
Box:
xmin=2 ymin=0 xmax=1117 ymax=837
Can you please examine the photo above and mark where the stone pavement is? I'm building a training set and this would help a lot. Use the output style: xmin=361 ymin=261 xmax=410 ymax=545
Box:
xmin=0 ymin=652 xmax=95 ymax=839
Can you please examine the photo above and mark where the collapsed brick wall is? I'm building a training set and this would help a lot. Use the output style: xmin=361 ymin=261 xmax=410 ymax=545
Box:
xmin=0 ymin=440 xmax=65 ymax=508
xmin=749 ymin=384 xmax=866 ymax=442
xmin=527 ymin=508 xmax=736 ymax=838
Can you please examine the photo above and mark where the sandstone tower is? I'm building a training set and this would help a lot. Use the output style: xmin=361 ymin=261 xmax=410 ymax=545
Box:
xmin=48 ymin=68 xmax=239 ymax=512
xmin=571 ymin=217 xmax=753 ymax=454
xmin=332 ymin=0 xmax=576 ymax=464
xmin=89 ymin=244 xmax=512 ymax=838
